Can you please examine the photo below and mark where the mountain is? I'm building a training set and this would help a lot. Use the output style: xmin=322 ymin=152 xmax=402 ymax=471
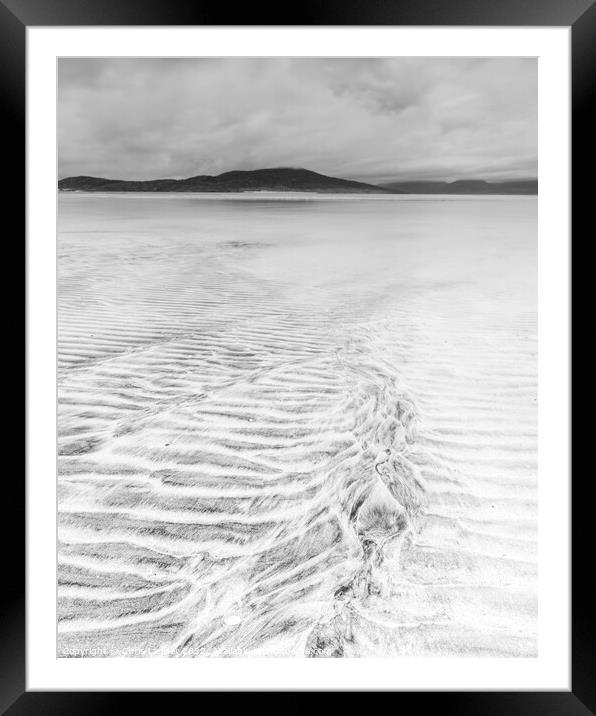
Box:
xmin=59 ymin=170 xmax=538 ymax=195
xmin=58 ymin=168 xmax=396 ymax=194
xmin=378 ymin=179 xmax=538 ymax=195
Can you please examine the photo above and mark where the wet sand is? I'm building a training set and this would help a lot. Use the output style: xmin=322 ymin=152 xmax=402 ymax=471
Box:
xmin=57 ymin=193 xmax=537 ymax=657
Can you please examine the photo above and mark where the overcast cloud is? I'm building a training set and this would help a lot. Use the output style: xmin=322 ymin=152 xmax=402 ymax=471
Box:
xmin=58 ymin=57 xmax=537 ymax=184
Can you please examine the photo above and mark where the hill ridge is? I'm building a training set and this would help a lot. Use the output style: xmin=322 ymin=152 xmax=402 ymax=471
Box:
xmin=58 ymin=167 xmax=395 ymax=194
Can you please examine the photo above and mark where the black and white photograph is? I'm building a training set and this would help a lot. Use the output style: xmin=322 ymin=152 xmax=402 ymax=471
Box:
xmin=55 ymin=56 xmax=539 ymax=660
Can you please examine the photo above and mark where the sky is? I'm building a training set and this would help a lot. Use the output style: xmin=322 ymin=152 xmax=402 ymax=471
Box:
xmin=58 ymin=57 xmax=537 ymax=184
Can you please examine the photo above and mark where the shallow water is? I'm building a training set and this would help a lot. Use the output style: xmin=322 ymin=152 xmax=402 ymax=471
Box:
xmin=57 ymin=193 xmax=537 ymax=657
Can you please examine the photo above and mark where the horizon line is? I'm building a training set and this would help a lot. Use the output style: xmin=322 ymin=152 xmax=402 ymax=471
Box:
xmin=58 ymin=167 xmax=539 ymax=185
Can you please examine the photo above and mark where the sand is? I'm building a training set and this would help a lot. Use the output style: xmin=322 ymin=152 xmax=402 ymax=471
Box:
xmin=57 ymin=192 xmax=537 ymax=657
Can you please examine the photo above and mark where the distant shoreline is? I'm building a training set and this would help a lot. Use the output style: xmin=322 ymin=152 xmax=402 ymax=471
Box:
xmin=58 ymin=168 xmax=537 ymax=196
xmin=58 ymin=190 xmax=537 ymax=198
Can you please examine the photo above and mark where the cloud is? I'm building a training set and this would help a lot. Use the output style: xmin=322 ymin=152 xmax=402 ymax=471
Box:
xmin=58 ymin=57 xmax=537 ymax=183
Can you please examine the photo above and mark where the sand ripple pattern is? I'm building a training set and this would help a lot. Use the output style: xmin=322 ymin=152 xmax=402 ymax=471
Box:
xmin=58 ymin=194 xmax=537 ymax=657
xmin=58 ymin=242 xmax=427 ymax=658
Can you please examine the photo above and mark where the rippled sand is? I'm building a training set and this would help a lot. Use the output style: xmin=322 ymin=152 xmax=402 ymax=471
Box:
xmin=57 ymin=193 xmax=537 ymax=658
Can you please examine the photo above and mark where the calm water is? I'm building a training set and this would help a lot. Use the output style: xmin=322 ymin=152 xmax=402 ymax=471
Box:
xmin=57 ymin=193 xmax=537 ymax=657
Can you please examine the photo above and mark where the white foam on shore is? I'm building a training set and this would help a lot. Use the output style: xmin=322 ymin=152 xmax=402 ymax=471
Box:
xmin=57 ymin=193 xmax=537 ymax=657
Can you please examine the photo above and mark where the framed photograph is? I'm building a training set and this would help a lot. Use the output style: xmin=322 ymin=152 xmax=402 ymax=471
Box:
xmin=12 ymin=0 xmax=587 ymax=707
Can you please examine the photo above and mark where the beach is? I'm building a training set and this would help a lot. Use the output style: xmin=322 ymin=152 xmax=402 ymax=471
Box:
xmin=57 ymin=192 xmax=537 ymax=658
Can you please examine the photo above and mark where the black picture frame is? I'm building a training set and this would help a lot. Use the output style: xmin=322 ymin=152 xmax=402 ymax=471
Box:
xmin=10 ymin=0 xmax=588 ymax=708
